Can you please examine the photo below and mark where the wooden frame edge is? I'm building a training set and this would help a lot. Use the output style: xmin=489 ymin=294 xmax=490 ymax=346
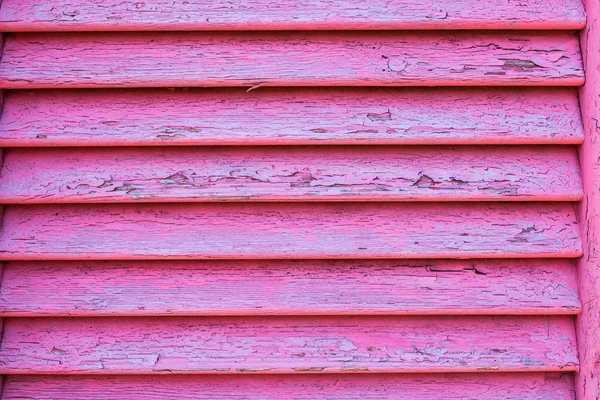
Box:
xmin=577 ymin=1 xmax=600 ymax=399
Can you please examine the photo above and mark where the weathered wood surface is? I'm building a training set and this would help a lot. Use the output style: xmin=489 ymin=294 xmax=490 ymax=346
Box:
xmin=1 ymin=373 xmax=577 ymax=400
xmin=0 ymin=88 xmax=584 ymax=146
xmin=0 ymin=316 xmax=579 ymax=374
xmin=0 ymin=32 xmax=584 ymax=89
xmin=576 ymin=0 xmax=600 ymax=399
xmin=0 ymin=259 xmax=581 ymax=316
xmin=0 ymin=203 xmax=582 ymax=260
xmin=0 ymin=146 xmax=583 ymax=203
xmin=0 ymin=0 xmax=586 ymax=31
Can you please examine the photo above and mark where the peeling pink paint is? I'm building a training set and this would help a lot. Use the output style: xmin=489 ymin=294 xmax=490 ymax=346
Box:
xmin=0 ymin=88 xmax=584 ymax=146
xmin=0 ymin=316 xmax=579 ymax=374
xmin=0 ymin=259 xmax=581 ymax=317
xmin=0 ymin=0 xmax=596 ymax=398
xmin=1 ymin=373 xmax=578 ymax=400
xmin=0 ymin=31 xmax=584 ymax=88
xmin=0 ymin=146 xmax=583 ymax=203
xmin=576 ymin=0 xmax=600 ymax=399
xmin=0 ymin=203 xmax=583 ymax=260
xmin=0 ymin=0 xmax=586 ymax=31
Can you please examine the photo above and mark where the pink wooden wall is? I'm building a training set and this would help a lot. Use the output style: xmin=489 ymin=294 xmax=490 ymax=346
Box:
xmin=576 ymin=0 xmax=600 ymax=398
xmin=0 ymin=0 xmax=596 ymax=399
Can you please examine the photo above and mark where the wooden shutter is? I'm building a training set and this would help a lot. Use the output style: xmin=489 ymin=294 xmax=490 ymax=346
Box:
xmin=0 ymin=1 xmax=594 ymax=398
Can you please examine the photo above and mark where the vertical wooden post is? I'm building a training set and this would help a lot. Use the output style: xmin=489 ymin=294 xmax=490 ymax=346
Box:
xmin=0 ymin=31 xmax=5 ymax=399
xmin=577 ymin=1 xmax=600 ymax=399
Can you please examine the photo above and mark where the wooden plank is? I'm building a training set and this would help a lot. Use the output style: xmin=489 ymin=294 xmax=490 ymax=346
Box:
xmin=0 ymin=203 xmax=582 ymax=260
xmin=0 ymin=0 xmax=586 ymax=31
xmin=1 ymin=373 xmax=577 ymax=400
xmin=0 ymin=146 xmax=583 ymax=203
xmin=0 ymin=32 xmax=584 ymax=89
xmin=0 ymin=316 xmax=579 ymax=374
xmin=576 ymin=0 xmax=600 ymax=399
xmin=0 ymin=259 xmax=581 ymax=317
xmin=0 ymin=88 xmax=584 ymax=147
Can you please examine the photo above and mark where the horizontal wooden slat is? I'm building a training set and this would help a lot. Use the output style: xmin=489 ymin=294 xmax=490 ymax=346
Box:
xmin=0 ymin=203 xmax=582 ymax=260
xmin=0 ymin=316 xmax=579 ymax=374
xmin=0 ymin=146 xmax=583 ymax=203
xmin=1 ymin=373 xmax=577 ymax=400
xmin=0 ymin=259 xmax=581 ymax=316
xmin=0 ymin=0 xmax=586 ymax=31
xmin=0 ymin=32 xmax=584 ymax=89
xmin=0 ymin=88 xmax=584 ymax=146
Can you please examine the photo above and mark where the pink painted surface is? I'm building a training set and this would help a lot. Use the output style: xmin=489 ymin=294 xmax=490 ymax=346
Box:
xmin=0 ymin=32 xmax=584 ymax=88
xmin=0 ymin=1 xmax=588 ymax=397
xmin=576 ymin=0 xmax=600 ymax=399
xmin=0 ymin=316 xmax=578 ymax=374
xmin=1 ymin=373 xmax=577 ymax=400
xmin=0 ymin=146 xmax=583 ymax=203
xmin=0 ymin=259 xmax=580 ymax=317
xmin=0 ymin=203 xmax=582 ymax=260
xmin=0 ymin=88 xmax=583 ymax=146
xmin=0 ymin=0 xmax=585 ymax=31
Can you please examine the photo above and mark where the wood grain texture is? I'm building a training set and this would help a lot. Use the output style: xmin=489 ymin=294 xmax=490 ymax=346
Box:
xmin=0 ymin=32 xmax=584 ymax=89
xmin=0 ymin=316 xmax=579 ymax=374
xmin=0 ymin=0 xmax=586 ymax=31
xmin=0 ymin=259 xmax=581 ymax=317
xmin=1 ymin=373 xmax=577 ymax=400
xmin=0 ymin=146 xmax=583 ymax=203
xmin=0 ymin=203 xmax=582 ymax=260
xmin=0 ymin=88 xmax=584 ymax=146
xmin=576 ymin=0 xmax=600 ymax=399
